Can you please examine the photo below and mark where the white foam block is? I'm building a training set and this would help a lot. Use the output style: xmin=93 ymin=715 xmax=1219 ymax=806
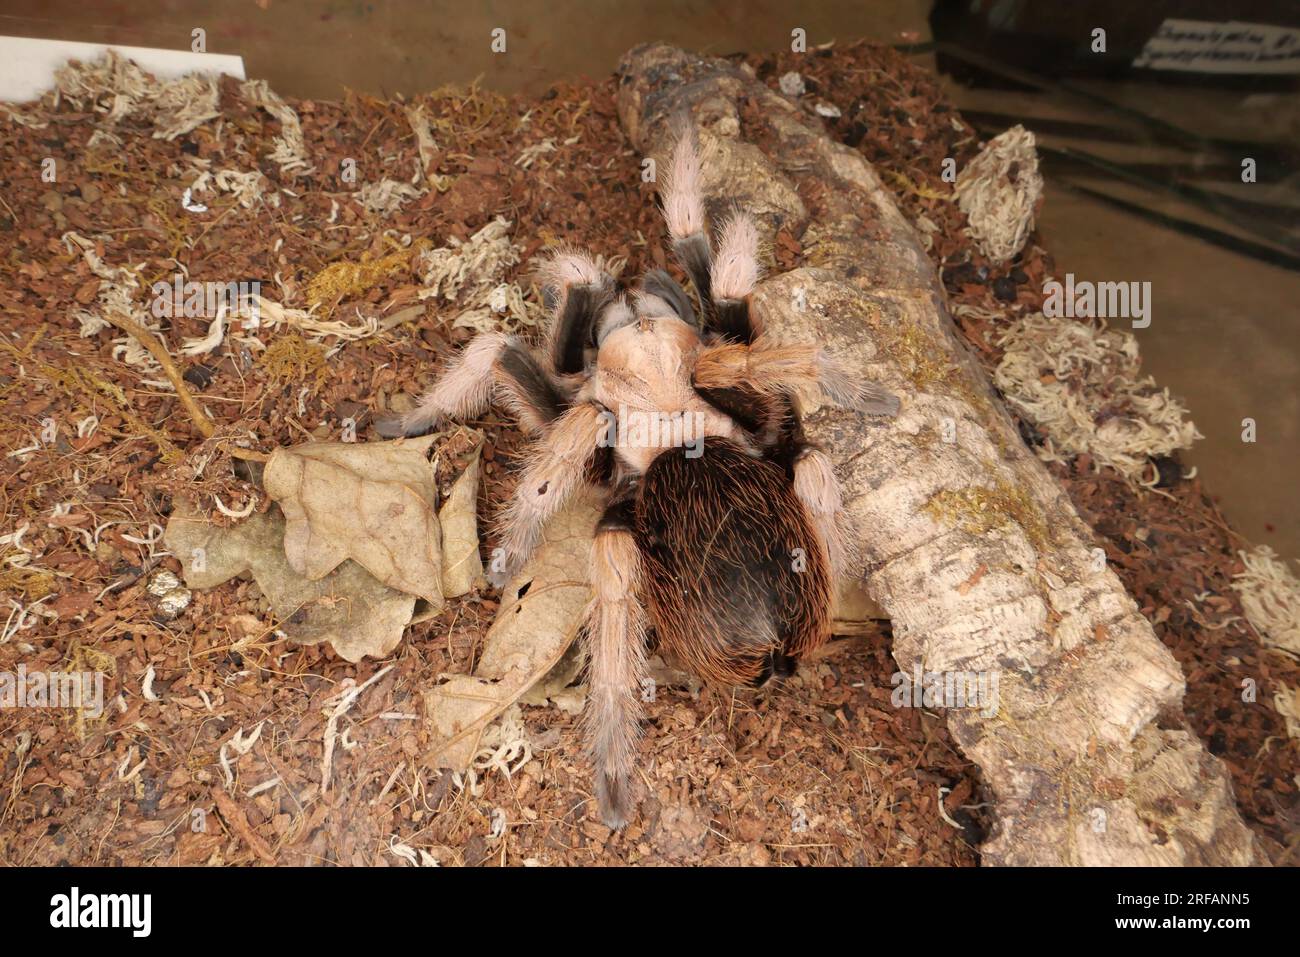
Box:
xmin=0 ymin=35 xmax=246 ymax=103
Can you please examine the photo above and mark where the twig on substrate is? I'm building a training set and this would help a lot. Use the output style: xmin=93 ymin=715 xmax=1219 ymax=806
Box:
xmin=101 ymin=310 xmax=270 ymax=463
xmin=213 ymin=786 xmax=277 ymax=864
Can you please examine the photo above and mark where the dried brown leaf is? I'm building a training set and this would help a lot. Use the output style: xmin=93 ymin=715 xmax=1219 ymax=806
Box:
xmin=163 ymin=499 xmax=433 ymax=662
xmin=423 ymin=489 xmax=602 ymax=772
xmin=263 ymin=436 xmax=443 ymax=603
xmin=437 ymin=440 xmax=486 ymax=598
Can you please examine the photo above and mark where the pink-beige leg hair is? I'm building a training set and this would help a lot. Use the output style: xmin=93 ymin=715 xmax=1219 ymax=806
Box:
xmin=712 ymin=212 xmax=760 ymax=301
xmin=490 ymin=344 xmax=562 ymax=435
xmin=661 ymin=131 xmax=705 ymax=241
xmin=494 ymin=402 xmax=608 ymax=576
xmin=538 ymin=247 xmax=610 ymax=359
xmin=813 ymin=349 xmax=899 ymax=413
xmin=597 ymin=295 xmax=635 ymax=343
xmin=584 ymin=526 xmax=649 ymax=828
xmin=539 ymin=247 xmax=605 ymax=292
xmin=400 ymin=331 xmax=510 ymax=435
xmin=793 ymin=448 xmax=858 ymax=581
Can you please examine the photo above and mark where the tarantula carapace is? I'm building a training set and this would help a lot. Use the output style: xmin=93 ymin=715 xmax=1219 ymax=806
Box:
xmin=378 ymin=132 xmax=899 ymax=827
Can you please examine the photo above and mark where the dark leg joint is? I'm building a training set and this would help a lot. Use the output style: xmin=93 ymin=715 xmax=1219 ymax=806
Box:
xmin=596 ymin=483 xmax=639 ymax=534
xmin=640 ymin=268 xmax=696 ymax=327
xmin=693 ymin=384 xmax=766 ymax=434
xmin=498 ymin=341 xmax=566 ymax=423
xmin=552 ymin=284 xmax=611 ymax=374
xmin=673 ymin=233 xmax=714 ymax=322
xmin=714 ymin=298 xmax=754 ymax=344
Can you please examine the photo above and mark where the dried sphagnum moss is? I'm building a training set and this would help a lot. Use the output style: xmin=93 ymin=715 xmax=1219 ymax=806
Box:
xmin=31 ymin=360 xmax=183 ymax=464
xmin=993 ymin=311 xmax=1201 ymax=484
xmin=305 ymin=241 xmax=429 ymax=311
xmin=0 ymin=556 xmax=57 ymax=600
xmin=65 ymin=643 xmax=117 ymax=742
xmin=257 ymin=334 xmax=329 ymax=392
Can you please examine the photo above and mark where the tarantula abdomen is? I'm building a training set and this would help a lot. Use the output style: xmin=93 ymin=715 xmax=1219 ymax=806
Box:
xmin=634 ymin=437 xmax=833 ymax=688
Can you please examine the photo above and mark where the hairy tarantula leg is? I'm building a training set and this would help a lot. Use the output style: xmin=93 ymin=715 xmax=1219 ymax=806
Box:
xmin=793 ymin=447 xmax=859 ymax=581
xmin=693 ymin=337 xmax=901 ymax=416
xmin=376 ymin=332 xmax=505 ymax=437
xmin=375 ymin=333 xmax=565 ymax=438
xmin=711 ymin=212 xmax=763 ymax=344
xmin=493 ymin=340 xmax=568 ymax=432
xmin=692 ymin=383 xmax=770 ymax=435
xmin=539 ymin=250 xmax=615 ymax=375
xmin=584 ymin=493 xmax=649 ymax=829
xmin=814 ymin=351 xmax=902 ymax=416
xmin=492 ymin=402 xmax=610 ymax=583
xmin=636 ymin=268 xmax=696 ymax=326
xmin=595 ymin=295 xmax=635 ymax=346
xmin=661 ymin=131 xmax=717 ymax=323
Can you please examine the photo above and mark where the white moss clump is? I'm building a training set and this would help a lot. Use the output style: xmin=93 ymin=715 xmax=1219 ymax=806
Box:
xmin=1232 ymin=545 xmax=1300 ymax=659
xmin=954 ymin=124 xmax=1043 ymax=265
xmin=51 ymin=50 xmax=220 ymax=142
xmin=993 ymin=312 xmax=1200 ymax=483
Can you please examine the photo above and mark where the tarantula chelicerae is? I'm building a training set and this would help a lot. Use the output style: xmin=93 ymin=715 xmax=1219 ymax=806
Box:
xmin=378 ymin=132 xmax=898 ymax=827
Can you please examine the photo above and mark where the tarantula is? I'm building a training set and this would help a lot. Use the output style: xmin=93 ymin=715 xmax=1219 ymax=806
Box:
xmin=378 ymin=132 xmax=898 ymax=827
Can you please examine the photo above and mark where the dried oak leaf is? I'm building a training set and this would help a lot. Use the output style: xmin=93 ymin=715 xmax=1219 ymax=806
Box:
xmin=437 ymin=441 xmax=486 ymax=598
xmin=263 ymin=435 xmax=443 ymax=603
xmin=519 ymin=639 xmax=586 ymax=711
xmin=163 ymin=498 xmax=438 ymax=663
xmin=423 ymin=489 xmax=602 ymax=772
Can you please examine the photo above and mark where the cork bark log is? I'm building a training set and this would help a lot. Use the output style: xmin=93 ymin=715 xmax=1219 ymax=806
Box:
xmin=617 ymin=43 xmax=1261 ymax=865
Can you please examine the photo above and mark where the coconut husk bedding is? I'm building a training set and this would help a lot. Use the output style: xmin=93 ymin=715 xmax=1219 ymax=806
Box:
xmin=0 ymin=41 xmax=1294 ymax=866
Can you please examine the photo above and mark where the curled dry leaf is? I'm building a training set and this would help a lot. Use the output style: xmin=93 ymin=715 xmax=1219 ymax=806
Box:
xmin=519 ymin=640 xmax=586 ymax=711
xmin=437 ymin=442 xmax=486 ymax=598
xmin=423 ymin=489 xmax=603 ymax=773
xmin=164 ymin=433 xmax=486 ymax=662
xmin=164 ymin=499 xmax=437 ymax=662
xmin=263 ymin=435 xmax=443 ymax=603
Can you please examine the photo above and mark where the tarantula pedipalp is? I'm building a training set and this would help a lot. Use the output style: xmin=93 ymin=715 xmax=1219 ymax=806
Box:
xmin=378 ymin=132 xmax=899 ymax=827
